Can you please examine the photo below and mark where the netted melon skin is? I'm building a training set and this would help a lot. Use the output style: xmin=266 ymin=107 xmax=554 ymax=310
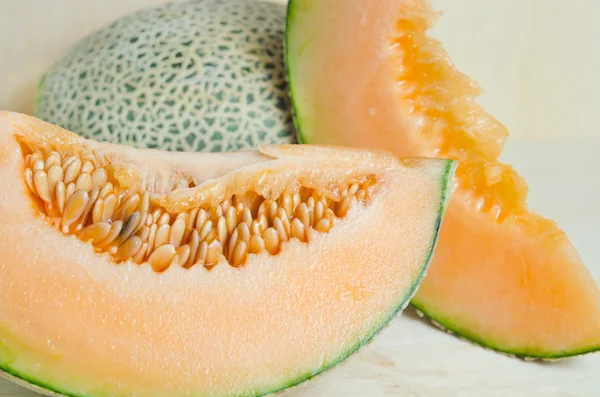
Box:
xmin=35 ymin=0 xmax=295 ymax=152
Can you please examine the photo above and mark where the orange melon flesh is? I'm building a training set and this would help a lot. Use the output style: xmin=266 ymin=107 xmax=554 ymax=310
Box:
xmin=0 ymin=112 xmax=454 ymax=397
xmin=286 ymin=0 xmax=600 ymax=357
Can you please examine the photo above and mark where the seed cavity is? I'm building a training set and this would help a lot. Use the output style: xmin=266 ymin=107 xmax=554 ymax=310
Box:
xmin=23 ymin=150 xmax=376 ymax=272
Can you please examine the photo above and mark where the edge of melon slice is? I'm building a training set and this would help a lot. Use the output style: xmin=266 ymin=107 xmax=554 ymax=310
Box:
xmin=410 ymin=305 xmax=600 ymax=361
xmin=0 ymin=112 xmax=456 ymax=397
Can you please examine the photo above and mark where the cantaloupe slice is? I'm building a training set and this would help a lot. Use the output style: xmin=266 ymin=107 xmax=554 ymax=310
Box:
xmin=0 ymin=111 xmax=454 ymax=397
xmin=285 ymin=0 xmax=600 ymax=358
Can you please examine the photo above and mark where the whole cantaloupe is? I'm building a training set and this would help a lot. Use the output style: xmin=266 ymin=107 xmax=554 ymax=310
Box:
xmin=34 ymin=0 xmax=295 ymax=152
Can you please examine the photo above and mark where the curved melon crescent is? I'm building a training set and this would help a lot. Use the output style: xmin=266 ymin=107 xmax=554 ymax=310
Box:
xmin=285 ymin=0 xmax=600 ymax=358
xmin=0 ymin=112 xmax=454 ymax=397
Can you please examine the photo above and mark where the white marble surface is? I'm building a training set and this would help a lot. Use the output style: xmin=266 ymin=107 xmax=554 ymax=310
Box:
xmin=1 ymin=139 xmax=599 ymax=397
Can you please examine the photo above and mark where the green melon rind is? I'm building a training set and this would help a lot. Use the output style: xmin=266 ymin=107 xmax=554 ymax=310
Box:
xmin=284 ymin=0 xmax=308 ymax=145
xmin=0 ymin=368 xmax=73 ymax=397
xmin=410 ymin=300 xmax=600 ymax=360
xmin=0 ymin=162 xmax=455 ymax=397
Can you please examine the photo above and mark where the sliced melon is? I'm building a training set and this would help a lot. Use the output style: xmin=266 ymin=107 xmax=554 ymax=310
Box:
xmin=0 ymin=111 xmax=454 ymax=397
xmin=285 ymin=0 xmax=600 ymax=358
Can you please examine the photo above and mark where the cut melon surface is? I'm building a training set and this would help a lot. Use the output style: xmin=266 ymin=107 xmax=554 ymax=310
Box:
xmin=0 ymin=112 xmax=454 ymax=397
xmin=285 ymin=0 xmax=600 ymax=358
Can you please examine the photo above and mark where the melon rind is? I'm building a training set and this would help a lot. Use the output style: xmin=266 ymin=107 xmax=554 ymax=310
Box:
xmin=411 ymin=302 xmax=600 ymax=360
xmin=284 ymin=2 xmax=305 ymax=145
xmin=34 ymin=0 xmax=296 ymax=152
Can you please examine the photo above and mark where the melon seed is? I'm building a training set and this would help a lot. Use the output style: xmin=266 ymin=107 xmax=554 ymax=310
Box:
xmin=148 ymin=244 xmax=176 ymax=272
xmin=62 ymin=190 xmax=89 ymax=230
xmin=23 ymin=168 xmax=34 ymax=193
xmin=33 ymin=170 xmax=51 ymax=204
xmin=116 ymin=236 xmax=143 ymax=261
xmin=78 ymin=222 xmax=112 ymax=243
xmin=249 ymin=235 xmax=266 ymax=254
xmin=55 ymin=181 xmax=66 ymax=214
xmin=95 ymin=221 xmax=123 ymax=249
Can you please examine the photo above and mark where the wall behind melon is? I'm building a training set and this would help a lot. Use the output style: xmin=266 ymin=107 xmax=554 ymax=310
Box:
xmin=1 ymin=0 xmax=598 ymax=140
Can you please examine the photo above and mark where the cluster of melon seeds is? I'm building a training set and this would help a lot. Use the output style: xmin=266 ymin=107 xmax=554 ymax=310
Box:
xmin=23 ymin=151 xmax=375 ymax=272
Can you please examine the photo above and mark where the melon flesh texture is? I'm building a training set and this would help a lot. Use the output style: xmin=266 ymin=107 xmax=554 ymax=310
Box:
xmin=0 ymin=112 xmax=454 ymax=397
xmin=286 ymin=0 xmax=600 ymax=357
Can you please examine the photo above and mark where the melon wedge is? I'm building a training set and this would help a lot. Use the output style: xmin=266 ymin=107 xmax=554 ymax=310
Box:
xmin=0 ymin=111 xmax=454 ymax=397
xmin=285 ymin=0 xmax=600 ymax=358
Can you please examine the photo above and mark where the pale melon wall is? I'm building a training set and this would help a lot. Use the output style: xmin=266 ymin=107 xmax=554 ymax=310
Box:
xmin=1 ymin=0 xmax=598 ymax=140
